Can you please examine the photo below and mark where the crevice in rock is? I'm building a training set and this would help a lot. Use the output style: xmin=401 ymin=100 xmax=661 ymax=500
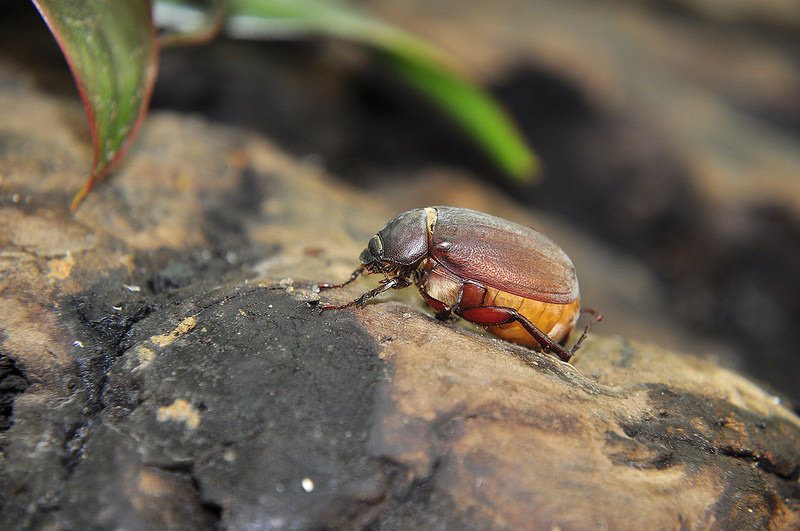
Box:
xmin=0 ymin=348 xmax=30 ymax=433
xmin=146 ymin=461 xmax=224 ymax=528
xmin=72 ymin=294 xmax=158 ymax=408
xmin=716 ymin=445 xmax=800 ymax=482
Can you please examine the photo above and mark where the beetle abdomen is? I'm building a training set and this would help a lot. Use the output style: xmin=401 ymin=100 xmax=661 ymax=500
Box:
xmin=483 ymin=286 xmax=580 ymax=346
xmin=419 ymin=257 xmax=580 ymax=348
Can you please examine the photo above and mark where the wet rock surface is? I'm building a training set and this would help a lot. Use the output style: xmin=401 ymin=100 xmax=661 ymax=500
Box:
xmin=2 ymin=1 xmax=800 ymax=529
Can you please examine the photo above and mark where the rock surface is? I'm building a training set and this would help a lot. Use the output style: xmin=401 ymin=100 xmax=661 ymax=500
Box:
xmin=2 ymin=58 xmax=799 ymax=529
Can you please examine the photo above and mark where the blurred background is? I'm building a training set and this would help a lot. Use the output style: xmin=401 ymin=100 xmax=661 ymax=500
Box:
xmin=3 ymin=0 xmax=799 ymax=403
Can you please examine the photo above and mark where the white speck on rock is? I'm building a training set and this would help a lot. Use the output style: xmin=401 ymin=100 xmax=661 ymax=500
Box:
xmin=301 ymin=477 xmax=314 ymax=493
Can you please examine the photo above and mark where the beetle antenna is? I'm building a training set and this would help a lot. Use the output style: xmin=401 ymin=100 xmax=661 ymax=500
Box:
xmin=570 ymin=310 xmax=604 ymax=355
xmin=317 ymin=266 xmax=365 ymax=291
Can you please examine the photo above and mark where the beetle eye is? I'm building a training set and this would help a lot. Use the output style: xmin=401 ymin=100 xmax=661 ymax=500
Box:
xmin=368 ymin=236 xmax=383 ymax=258
xmin=359 ymin=248 xmax=373 ymax=264
xmin=359 ymin=235 xmax=383 ymax=265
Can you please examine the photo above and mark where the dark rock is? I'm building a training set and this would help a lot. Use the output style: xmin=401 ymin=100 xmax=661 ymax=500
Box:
xmin=57 ymin=288 xmax=386 ymax=529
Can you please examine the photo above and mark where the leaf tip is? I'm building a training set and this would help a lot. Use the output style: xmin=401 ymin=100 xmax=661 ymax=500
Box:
xmin=515 ymin=152 xmax=542 ymax=183
xmin=70 ymin=177 xmax=94 ymax=212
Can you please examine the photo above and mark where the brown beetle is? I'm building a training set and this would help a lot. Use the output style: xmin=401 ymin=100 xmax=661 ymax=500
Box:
xmin=319 ymin=206 xmax=600 ymax=362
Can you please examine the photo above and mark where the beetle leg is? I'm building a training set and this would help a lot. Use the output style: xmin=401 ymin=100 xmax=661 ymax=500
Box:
xmin=419 ymin=280 xmax=481 ymax=321
xmin=457 ymin=305 xmax=574 ymax=362
xmin=451 ymin=281 xmax=487 ymax=311
xmin=418 ymin=287 xmax=452 ymax=320
xmin=321 ymin=276 xmax=410 ymax=311
xmin=570 ymin=310 xmax=604 ymax=355
xmin=317 ymin=266 xmax=365 ymax=291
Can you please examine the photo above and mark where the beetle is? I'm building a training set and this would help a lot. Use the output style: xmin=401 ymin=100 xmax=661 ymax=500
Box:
xmin=318 ymin=206 xmax=600 ymax=362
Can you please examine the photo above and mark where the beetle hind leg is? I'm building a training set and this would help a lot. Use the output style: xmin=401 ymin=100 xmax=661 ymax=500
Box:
xmin=457 ymin=305 xmax=573 ymax=362
xmin=570 ymin=309 xmax=604 ymax=355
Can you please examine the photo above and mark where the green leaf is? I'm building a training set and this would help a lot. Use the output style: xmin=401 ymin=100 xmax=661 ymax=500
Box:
xmin=32 ymin=0 xmax=159 ymax=210
xmin=226 ymin=0 xmax=539 ymax=181
xmin=385 ymin=51 xmax=538 ymax=181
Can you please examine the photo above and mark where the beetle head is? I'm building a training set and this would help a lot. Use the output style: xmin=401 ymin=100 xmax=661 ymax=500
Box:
xmin=360 ymin=208 xmax=431 ymax=274
xmin=359 ymin=236 xmax=383 ymax=266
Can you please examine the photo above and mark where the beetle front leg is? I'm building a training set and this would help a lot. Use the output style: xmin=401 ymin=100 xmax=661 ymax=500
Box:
xmin=317 ymin=266 xmax=365 ymax=291
xmin=321 ymin=276 xmax=410 ymax=311
xmin=457 ymin=306 xmax=574 ymax=362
